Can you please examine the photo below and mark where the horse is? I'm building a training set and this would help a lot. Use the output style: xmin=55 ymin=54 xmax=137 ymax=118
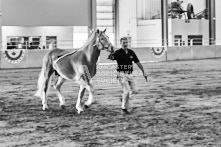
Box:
xmin=34 ymin=29 xmax=113 ymax=114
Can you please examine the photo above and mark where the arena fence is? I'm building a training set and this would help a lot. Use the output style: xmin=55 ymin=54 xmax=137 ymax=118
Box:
xmin=0 ymin=45 xmax=221 ymax=69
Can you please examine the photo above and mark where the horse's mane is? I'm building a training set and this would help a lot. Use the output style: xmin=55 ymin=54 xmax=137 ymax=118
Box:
xmin=80 ymin=30 xmax=97 ymax=50
xmin=53 ymin=30 xmax=98 ymax=64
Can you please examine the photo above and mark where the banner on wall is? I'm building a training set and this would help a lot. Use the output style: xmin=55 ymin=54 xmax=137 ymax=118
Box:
xmin=151 ymin=47 xmax=167 ymax=58
xmin=2 ymin=49 xmax=26 ymax=64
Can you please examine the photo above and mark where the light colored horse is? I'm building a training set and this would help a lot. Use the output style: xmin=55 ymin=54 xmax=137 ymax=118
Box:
xmin=35 ymin=29 xmax=113 ymax=114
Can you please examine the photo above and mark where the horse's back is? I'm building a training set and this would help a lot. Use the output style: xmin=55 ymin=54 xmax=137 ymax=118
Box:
xmin=45 ymin=48 xmax=96 ymax=80
xmin=48 ymin=48 xmax=78 ymax=79
xmin=48 ymin=48 xmax=71 ymax=60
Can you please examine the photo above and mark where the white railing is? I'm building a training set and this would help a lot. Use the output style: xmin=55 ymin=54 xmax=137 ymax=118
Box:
xmin=1 ymin=38 xmax=221 ymax=51
xmin=115 ymin=38 xmax=221 ymax=48
xmin=0 ymin=40 xmax=87 ymax=51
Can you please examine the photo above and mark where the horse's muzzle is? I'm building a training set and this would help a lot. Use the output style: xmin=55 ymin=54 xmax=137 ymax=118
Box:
xmin=104 ymin=44 xmax=114 ymax=53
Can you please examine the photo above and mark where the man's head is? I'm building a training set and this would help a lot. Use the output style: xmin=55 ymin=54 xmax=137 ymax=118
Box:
xmin=120 ymin=37 xmax=128 ymax=49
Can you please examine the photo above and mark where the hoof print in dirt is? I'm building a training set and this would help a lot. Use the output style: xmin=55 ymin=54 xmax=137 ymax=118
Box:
xmin=84 ymin=105 xmax=89 ymax=109
xmin=43 ymin=108 xmax=50 ymax=111
xmin=60 ymin=105 xmax=66 ymax=110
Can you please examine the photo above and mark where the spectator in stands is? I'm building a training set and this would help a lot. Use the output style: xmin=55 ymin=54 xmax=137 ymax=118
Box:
xmin=187 ymin=3 xmax=194 ymax=19
xmin=170 ymin=0 xmax=184 ymax=19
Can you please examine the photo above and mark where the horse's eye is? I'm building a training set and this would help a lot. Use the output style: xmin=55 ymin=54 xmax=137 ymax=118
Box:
xmin=100 ymin=38 xmax=104 ymax=40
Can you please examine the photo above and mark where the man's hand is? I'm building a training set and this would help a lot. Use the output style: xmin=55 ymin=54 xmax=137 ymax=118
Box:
xmin=107 ymin=46 xmax=116 ymax=60
xmin=136 ymin=62 xmax=148 ymax=82
xmin=107 ymin=53 xmax=115 ymax=60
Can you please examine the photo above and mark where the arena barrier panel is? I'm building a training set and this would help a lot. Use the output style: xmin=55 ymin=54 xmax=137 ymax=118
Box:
xmin=167 ymin=45 xmax=221 ymax=61
xmin=215 ymin=45 xmax=221 ymax=58
xmin=0 ymin=49 xmax=50 ymax=69
xmin=167 ymin=46 xmax=192 ymax=61
xmin=0 ymin=46 xmax=221 ymax=69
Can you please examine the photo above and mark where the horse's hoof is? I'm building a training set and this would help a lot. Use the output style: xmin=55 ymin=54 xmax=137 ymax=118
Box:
xmin=60 ymin=105 xmax=65 ymax=110
xmin=76 ymin=107 xmax=84 ymax=114
xmin=42 ymin=107 xmax=49 ymax=111
xmin=77 ymin=110 xmax=84 ymax=114
xmin=121 ymin=109 xmax=130 ymax=115
xmin=84 ymin=105 xmax=89 ymax=109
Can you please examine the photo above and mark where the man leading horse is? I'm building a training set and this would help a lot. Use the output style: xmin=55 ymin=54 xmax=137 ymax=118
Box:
xmin=108 ymin=37 xmax=148 ymax=114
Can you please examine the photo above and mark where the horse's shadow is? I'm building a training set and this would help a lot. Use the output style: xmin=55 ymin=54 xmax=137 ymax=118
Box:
xmin=40 ymin=103 xmax=120 ymax=118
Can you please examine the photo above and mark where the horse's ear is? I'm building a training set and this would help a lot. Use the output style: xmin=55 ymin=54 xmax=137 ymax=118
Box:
xmin=96 ymin=29 xmax=100 ymax=34
xmin=89 ymin=29 xmax=94 ymax=34
xmin=103 ymin=28 xmax=107 ymax=33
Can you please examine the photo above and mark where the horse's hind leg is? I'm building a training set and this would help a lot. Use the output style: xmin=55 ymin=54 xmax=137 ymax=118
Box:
xmin=42 ymin=70 xmax=53 ymax=110
xmin=53 ymin=76 xmax=66 ymax=109
xmin=76 ymin=84 xmax=86 ymax=114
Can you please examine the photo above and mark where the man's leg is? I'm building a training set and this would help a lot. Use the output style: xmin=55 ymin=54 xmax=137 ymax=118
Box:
xmin=127 ymin=75 xmax=139 ymax=95
xmin=118 ymin=75 xmax=130 ymax=114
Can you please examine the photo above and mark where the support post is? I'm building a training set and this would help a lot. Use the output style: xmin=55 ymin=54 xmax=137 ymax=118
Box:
xmin=206 ymin=0 xmax=216 ymax=45
xmin=88 ymin=0 xmax=97 ymax=35
xmin=161 ymin=0 xmax=168 ymax=61
xmin=0 ymin=0 xmax=2 ymax=49
xmin=0 ymin=0 xmax=2 ymax=69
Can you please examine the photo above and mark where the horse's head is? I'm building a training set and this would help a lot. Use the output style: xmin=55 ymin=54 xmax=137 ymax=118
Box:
xmin=95 ymin=29 xmax=114 ymax=53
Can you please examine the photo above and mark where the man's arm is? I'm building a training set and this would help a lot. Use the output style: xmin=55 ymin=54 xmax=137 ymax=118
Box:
xmin=131 ymin=50 xmax=148 ymax=82
xmin=136 ymin=62 xmax=148 ymax=82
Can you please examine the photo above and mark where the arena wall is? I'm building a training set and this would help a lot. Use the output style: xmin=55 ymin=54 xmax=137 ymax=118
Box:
xmin=1 ymin=26 xmax=74 ymax=50
xmin=1 ymin=0 xmax=93 ymax=26
xmin=0 ymin=46 xmax=221 ymax=69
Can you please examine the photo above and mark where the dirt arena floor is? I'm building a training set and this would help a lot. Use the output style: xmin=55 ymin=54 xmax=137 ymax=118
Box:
xmin=0 ymin=58 xmax=221 ymax=147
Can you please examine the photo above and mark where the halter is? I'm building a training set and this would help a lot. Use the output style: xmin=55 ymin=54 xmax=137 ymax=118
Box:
xmin=94 ymin=32 xmax=112 ymax=51
xmin=99 ymin=36 xmax=111 ymax=50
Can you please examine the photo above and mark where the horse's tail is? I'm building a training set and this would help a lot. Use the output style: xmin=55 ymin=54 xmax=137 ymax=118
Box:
xmin=34 ymin=52 xmax=54 ymax=99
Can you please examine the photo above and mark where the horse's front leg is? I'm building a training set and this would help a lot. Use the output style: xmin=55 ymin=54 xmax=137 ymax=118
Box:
xmin=84 ymin=83 xmax=94 ymax=108
xmin=76 ymin=84 xmax=86 ymax=114
xmin=53 ymin=76 xmax=66 ymax=109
